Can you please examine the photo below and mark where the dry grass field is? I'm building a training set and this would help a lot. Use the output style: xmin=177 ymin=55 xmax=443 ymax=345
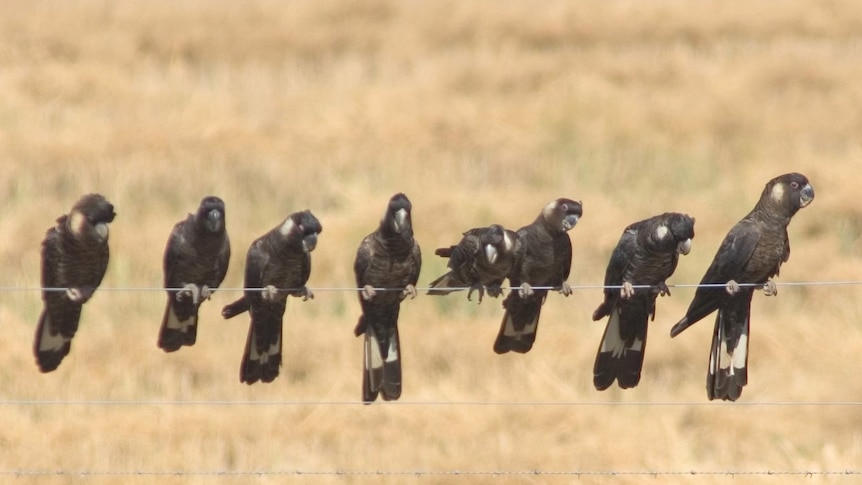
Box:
xmin=1 ymin=0 xmax=862 ymax=483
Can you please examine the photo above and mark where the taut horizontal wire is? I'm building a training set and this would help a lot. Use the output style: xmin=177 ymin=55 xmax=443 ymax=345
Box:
xmin=1 ymin=399 xmax=861 ymax=407
xmin=1 ymin=280 xmax=862 ymax=293
xmin=0 ymin=469 xmax=859 ymax=477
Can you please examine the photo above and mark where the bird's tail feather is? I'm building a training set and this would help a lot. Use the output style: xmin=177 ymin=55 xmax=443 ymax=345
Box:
xmin=361 ymin=316 xmax=402 ymax=403
xmin=434 ymin=246 xmax=455 ymax=258
xmin=593 ymin=307 xmax=647 ymax=390
xmin=157 ymin=301 xmax=198 ymax=352
xmin=426 ymin=271 xmax=461 ymax=296
xmin=222 ymin=297 xmax=249 ymax=319
xmin=493 ymin=296 xmax=542 ymax=354
xmin=240 ymin=321 xmax=282 ymax=384
xmin=362 ymin=321 xmax=383 ymax=403
xmin=707 ymin=309 xmax=749 ymax=401
xmin=34 ymin=311 xmax=72 ymax=373
xmin=381 ymin=325 xmax=402 ymax=401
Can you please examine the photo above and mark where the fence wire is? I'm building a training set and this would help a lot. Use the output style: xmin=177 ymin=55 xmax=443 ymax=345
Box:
xmin=2 ymin=280 xmax=862 ymax=293
xmin=2 ymin=279 xmax=859 ymax=479
xmin=0 ymin=468 xmax=860 ymax=478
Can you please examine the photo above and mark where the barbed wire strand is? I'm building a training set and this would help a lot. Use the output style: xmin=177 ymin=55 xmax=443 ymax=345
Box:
xmin=0 ymin=399 xmax=860 ymax=407
xmin=2 ymin=280 xmax=862 ymax=293
xmin=0 ymin=469 xmax=859 ymax=477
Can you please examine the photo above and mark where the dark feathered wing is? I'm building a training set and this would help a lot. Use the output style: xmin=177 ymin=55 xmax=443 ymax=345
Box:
xmin=494 ymin=202 xmax=576 ymax=354
xmin=354 ymin=194 xmax=421 ymax=403
xmin=427 ymin=229 xmax=481 ymax=296
xmin=158 ymin=215 xmax=231 ymax=352
xmin=671 ymin=222 xmax=760 ymax=337
xmin=671 ymin=173 xmax=814 ymax=401
xmin=35 ymin=222 xmax=80 ymax=372
xmin=238 ymin=238 xmax=284 ymax=384
xmin=35 ymin=212 xmax=111 ymax=372
xmin=593 ymin=213 xmax=694 ymax=390
xmin=669 ymin=222 xmax=760 ymax=401
xmin=225 ymin=211 xmax=320 ymax=385
xmin=592 ymin=226 xmax=644 ymax=390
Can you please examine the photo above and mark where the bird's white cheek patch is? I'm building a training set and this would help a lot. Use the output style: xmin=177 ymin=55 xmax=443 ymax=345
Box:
xmin=655 ymin=224 xmax=669 ymax=240
xmin=279 ymin=218 xmax=295 ymax=236
xmin=542 ymin=200 xmax=558 ymax=219
xmin=70 ymin=211 xmax=88 ymax=236
xmin=770 ymin=183 xmax=785 ymax=203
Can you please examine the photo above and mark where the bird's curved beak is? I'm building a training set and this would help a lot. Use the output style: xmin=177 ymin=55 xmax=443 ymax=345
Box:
xmin=302 ymin=233 xmax=318 ymax=253
xmin=206 ymin=209 xmax=223 ymax=232
xmin=800 ymin=184 xmax=815 ymax=208
xmin=677 ymin=238 xmax=692 ymax=255
xmin=562 ymin=214 xmax=580 ymax=231
xmin=485 ymin=244 xmax=498 ymax=265
xmin=393 ymin=208 xmax=408 ymax=233
xmin=95 ymin=222 xmax=109 ymax=240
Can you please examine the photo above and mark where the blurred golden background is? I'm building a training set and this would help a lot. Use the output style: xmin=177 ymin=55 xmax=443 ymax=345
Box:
xmin=1 ymin=0 xmax=861 ymax=483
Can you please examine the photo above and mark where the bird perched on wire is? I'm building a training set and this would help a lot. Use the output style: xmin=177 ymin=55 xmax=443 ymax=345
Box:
xmin=670 ymin=173 xmax=814 ymax=401
xmin=354 ymin=193 xmax=422 ymax=403
xmin=158 ymin=196 xmax=231 ymax=352
xmin=222 ymin=210 xmax=321 ymax=384
xmin=592 ymin=212 xmax=695 ymax=391
xmin=34 ymin=193 xmax=116 ymax=372
xmin=494 ymin=198 xmax=582 ymax=354
xmin=427 ymin=224 xmax=523 ymax=303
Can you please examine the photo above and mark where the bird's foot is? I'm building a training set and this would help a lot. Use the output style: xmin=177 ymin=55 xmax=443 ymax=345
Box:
xmin=467 ymin=284 xmax=485 ymax=303
xmin=65 ymin=287 xmax=94 ymax=303
xmin=725 ymin=280 xmax=740 ymax=296
xmin=298 ymin=286 xmax=314 ymax=301
xmin=518 ymin=282 xmax=534 ymax=298
xmin=656 ymin=281 xmax=671 ymax=297
xmin=762 ymin=280 xmax=778 ymax=297
xmin=620 ymin=281 xmax=635 ymax=299
xmin=177 ymin=283 xmax=201 ymax=305
xmin=558 ymin=281 xmax=573 ymax=297
xmin=200 ymin=285 xmax=213 ymax=301
xmin=65 ymin=288 xmax=83 ymax=303
xmin=361 ymin=285 xmax=377 ymax=301
xmin=486 ymin=283 xmax=503 ymax=298
xmin=402 ymin=284 xmax=418 ymax=300
xmin=261 ymin=284 xmax=279 ymax=302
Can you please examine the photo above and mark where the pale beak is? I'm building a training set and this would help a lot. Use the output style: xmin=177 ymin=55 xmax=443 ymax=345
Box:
xmin=677 ymin=238 xmax=692 ymax=255
xmin=800 ymin=184 xmax=815 ymax=207
xmin=485 ymin=244 xmax=498 ymax=265
xmin=393 ymin=209 xmax=408 ymax=233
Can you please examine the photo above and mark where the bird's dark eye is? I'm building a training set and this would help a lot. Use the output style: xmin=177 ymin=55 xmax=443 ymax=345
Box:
xmin=561 ymin=203 xmax=568 ymax=211
xmin=790 ymin=181 xmax=799 ymax=189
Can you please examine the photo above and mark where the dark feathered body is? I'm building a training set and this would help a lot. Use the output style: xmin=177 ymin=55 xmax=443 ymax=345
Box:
xmin=158 ymin=196 xmax=231 ymax=352
xmin=221 ymin=210 xmax=321 ymax=384
xmin=428 ymin=224 xmax=523 ymax=301
xmin=494 ymin=198 xmax=582 ymax=354
xmin=354 ymin=193 xmax=421 ymax=403
xmin=670 ymin=173 xmax=814 ymax=401
xmin=35 ymin=194 xmax=116 ymax=372
xmin=592 ymin=213 xmax=694 ymax=390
